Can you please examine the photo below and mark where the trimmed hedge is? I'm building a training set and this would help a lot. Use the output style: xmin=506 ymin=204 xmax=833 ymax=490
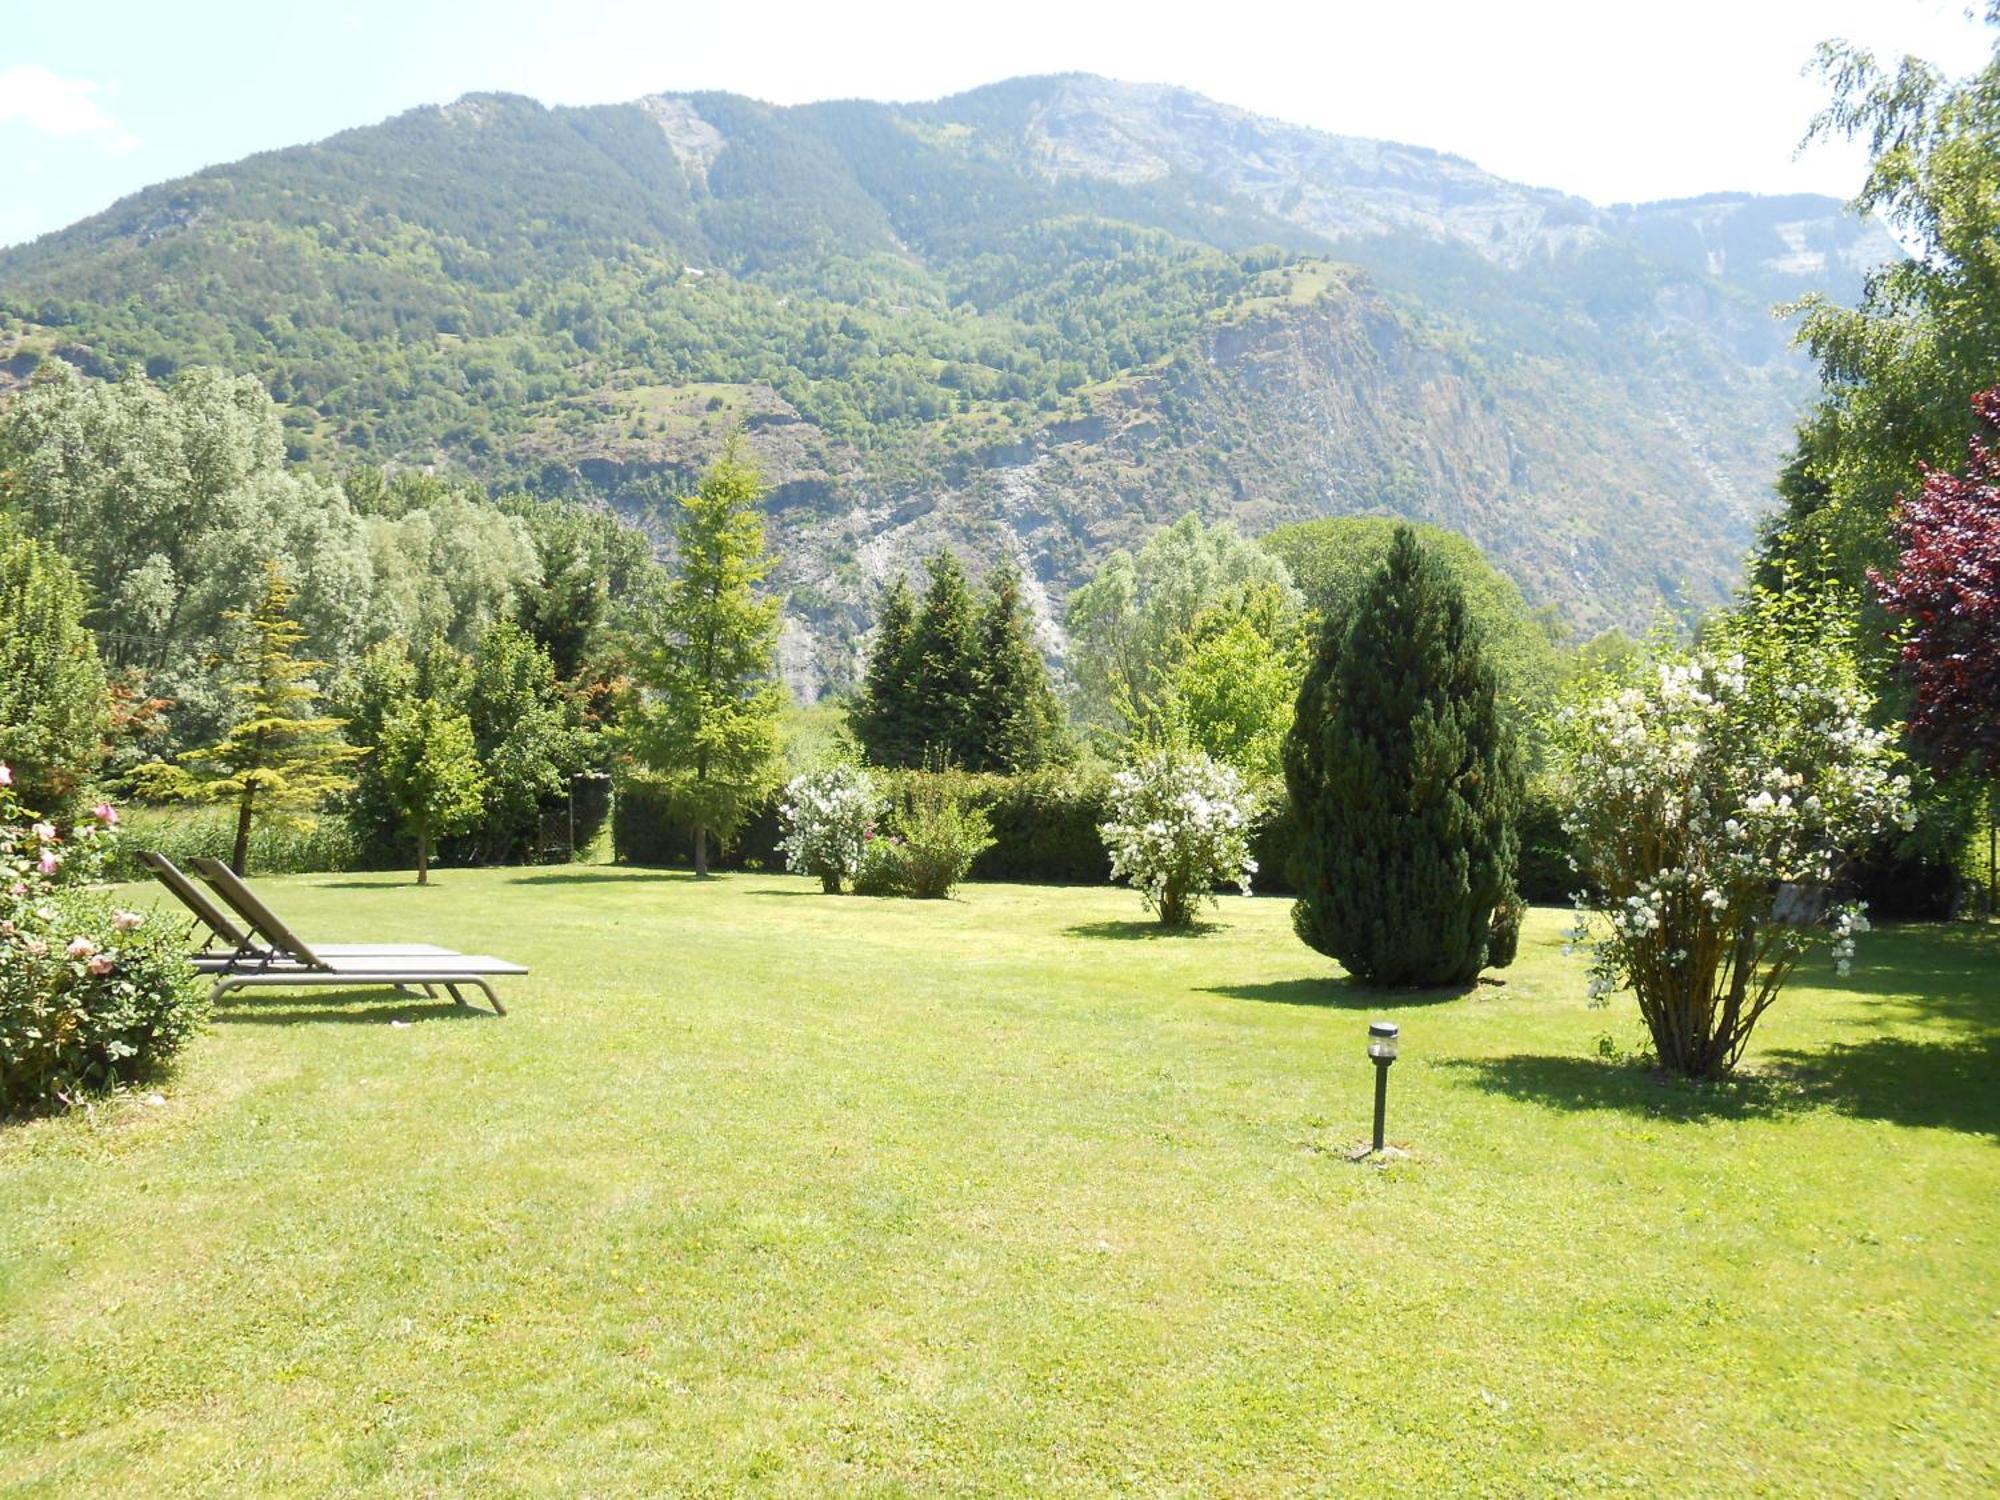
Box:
xmin=615 ymin=766 xmax=1582 ymax=903
xmin=613 ymin=775 xmax=784 ymax=871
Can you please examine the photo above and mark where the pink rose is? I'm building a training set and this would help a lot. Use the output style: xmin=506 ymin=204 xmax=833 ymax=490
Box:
xmin=31 ymin=822 xmax=56 ymax=843
xmin=112 ymin=910 xmax=145 ymax=932
xmin=66 ymin=936 xmax=97 ymax=960
xmin=37 ymin=851 xmax=59 ymax=876
xmin=0 ymin=762 xmax=11 ymax=786
xmin=87 ymin=954 xmax=115 ymax=976
xmin=93 ymin=803 xmax=119 ymax=827
xmin=22 ymin=937 xmax=47 ymax=957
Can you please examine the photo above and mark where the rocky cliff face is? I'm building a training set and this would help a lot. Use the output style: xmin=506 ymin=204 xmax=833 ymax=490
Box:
xmin=0 ymin=73 xmax=1896 ymax=698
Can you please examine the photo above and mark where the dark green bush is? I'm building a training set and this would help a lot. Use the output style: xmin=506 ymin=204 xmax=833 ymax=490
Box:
xmin=1486 ymin=890 xmax=1527 ymax=969
xmin=1284 ymin=525 xmax=1523 ymax=985
xmin=1516 ymin=780 xmax=1579 ymax=904
xmin=613 ymin=774 xmax=783 ymax=870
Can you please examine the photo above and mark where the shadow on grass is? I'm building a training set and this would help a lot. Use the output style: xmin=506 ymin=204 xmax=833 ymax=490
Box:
xmin=1441 ymin=1034 xmax=2000 ymax=1136
xmin=1438 ymin=1054 xmax=1805 ymax=1123
xmin=1065 ymin=919 xmax=1219 ymax=941
xmin=1442 ymin=922 xmax=2000 ymax=1134
xmin=505 ymin=868 xmax=701 ymax=886
xmin=1204 ymin=977 xmax=1474 ymax=1009
xmin=212 ymin=992 xmax=490 ymax=1026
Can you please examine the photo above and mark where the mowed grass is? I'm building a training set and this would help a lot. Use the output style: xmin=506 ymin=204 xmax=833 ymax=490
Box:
xmin=1 ymin=870 xmax=1995 ymax=1496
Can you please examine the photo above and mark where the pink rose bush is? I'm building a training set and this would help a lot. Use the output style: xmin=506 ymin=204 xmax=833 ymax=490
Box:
xmin=1 ymin=764 xmax=205 ymax=1115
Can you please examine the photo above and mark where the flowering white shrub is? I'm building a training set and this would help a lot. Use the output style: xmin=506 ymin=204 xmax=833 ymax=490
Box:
xmin=1548 ymin=612 xmax=1913 ymax=1076
xmin=1101 ymin=747 xmax=1258 ymax=927
xmin=777 ymin=764 xmax=879 ymax=893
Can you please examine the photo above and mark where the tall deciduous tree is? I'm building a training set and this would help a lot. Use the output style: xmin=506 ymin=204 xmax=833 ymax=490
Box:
xmin=139 ymin=562 xmax=362 ymax=874
xmin=1872 ymin=387 xmax=2000 ymax=909
xmin=335 ymin=634 xmax=470 ymax=867
xmin=1284 ymin=526 xmax=1523 ymax=986
xmin=1760 ymin=14 xmax=2000 ymax=602
xmin=0 ymin=362 xmax=374 ymax=742
xmin=378 ymin=699 xmax=487 ymax=886
xmin=468 ymin=620 xmax=581 ymax=862
xmin=1066 ymin=514 xmax=1299 ymax=739
xmin=0 ymin=517 xmax=108 ymax=819
xmin=627 ymin=438 xmax=785 ymax=876
xmin=1871 ymin=388 xmax=2000 ymax=778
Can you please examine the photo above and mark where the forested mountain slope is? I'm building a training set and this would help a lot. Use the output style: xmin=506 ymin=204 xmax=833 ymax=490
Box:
xmin=0 ymin=74 xmax=1898 ymax=692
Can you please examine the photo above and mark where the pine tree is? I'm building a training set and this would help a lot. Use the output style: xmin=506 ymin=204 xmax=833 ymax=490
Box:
xmin=378 ymin=698 xmax=487 ymax=886
xmin=628 ymin=436 xmax=785 ymax=876
xmin=1283 ymin=526 xmax=1522 ymax=986
xmin=973 ymin=567 xmax=1068 ymax=772
xmin=850 ymin=576 xmax=918 ymax=767
xmin=904 ymin=553 xmax=982 ymax=766
xmin=140 ymin=561 xmax=363 ymax=874
xmin=0 ymin=517 xmax=108 ymax=819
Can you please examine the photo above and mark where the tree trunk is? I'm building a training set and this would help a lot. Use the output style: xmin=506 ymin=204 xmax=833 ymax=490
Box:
xmin=693 ymin=823 xmax=710 ymax=878
xmin=231 ymin=787 xmax=255 ymax=876
xmin=417 ymin=810 xmax=431 ymax=887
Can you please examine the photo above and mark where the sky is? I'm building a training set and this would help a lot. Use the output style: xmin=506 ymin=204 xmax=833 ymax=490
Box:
xmin=1 ymin=0 xmax=1993 ymax=249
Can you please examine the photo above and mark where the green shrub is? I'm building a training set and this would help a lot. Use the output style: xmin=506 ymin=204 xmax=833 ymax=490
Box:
xmin=1486 ymin=890 xmax=1527 ymax=969
xmin=886 ymin=770 xmax=994 ymax=899
xmin=1516 ymin=779 xmax=1579 ymax=904
xmin=964 ymin=767 xmax=1111 ymax=883
xmin=852 ymin=834 xmax=914 ymax=897
xmin=0 ymin=888 xmax=207 ymax=1116
xmin=2 ymin=777 xmax=206 ymax=1116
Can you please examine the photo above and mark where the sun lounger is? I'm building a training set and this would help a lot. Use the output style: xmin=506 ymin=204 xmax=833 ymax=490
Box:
xmin=184 ymin=856 xmax=526 ymax=1015
xmin=137 ymin=851 xmax=451 ymax=969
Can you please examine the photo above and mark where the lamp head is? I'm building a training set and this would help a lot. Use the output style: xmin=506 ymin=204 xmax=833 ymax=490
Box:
xmin=1367 ymin=1021 xmax=1400 ymax=1061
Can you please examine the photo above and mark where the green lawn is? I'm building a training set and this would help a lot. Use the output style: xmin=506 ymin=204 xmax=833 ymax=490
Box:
xmin=2 ymin=871 xmax=1995 ymax=1495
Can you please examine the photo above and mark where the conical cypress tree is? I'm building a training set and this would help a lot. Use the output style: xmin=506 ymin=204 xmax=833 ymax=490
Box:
xmin=973 ymin=567 xmax=1068 ymax=772
xmin=1283 ymin=525 xmax=1522 ymax=986
xmin=851 ymin=577 xmax=919 ymax=767
xmin=904 ymin=553 xmax=981 ymax=764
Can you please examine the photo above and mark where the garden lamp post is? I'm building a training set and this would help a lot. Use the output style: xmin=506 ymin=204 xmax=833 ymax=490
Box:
xmin=1368 ymin=1021 xmax=1399 ymax=1153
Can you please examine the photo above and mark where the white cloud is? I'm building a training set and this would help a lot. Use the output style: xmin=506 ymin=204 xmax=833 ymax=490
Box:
xmin=0 ymin=65 xmax=139 ymax=152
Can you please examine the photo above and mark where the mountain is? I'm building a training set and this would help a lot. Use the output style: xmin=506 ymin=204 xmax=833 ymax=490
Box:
xmin=0 ymin=74 xmax=1897 ymax=693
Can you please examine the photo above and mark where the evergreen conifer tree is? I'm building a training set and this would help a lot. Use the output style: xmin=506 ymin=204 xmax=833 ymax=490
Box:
xmin=850 ymin=577 xmax=919 ymax=767
xmin=1283 ymin=526 xmax=1522 ymax=985
xmin=628 ymin=436 xmax=785 ymax=875
xmin=973 ymin=567 xmax=1068 ymax=771
xmin=140 ymin=561 xmax=363 ymax=874
xmin=904 ymin=552 xmax=982 ymax=765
